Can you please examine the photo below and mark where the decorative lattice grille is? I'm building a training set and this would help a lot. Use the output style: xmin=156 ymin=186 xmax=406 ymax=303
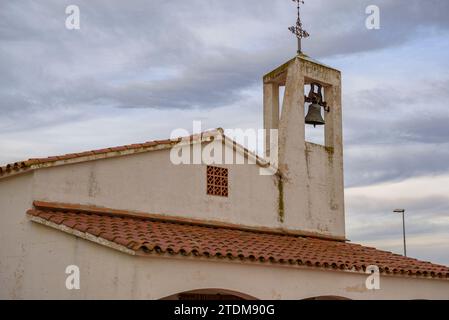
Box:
xmin=206 ymin=166 xmax=228 ymax=197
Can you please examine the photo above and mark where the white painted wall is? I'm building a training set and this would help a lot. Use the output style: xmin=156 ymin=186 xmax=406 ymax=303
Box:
xmin=1 ymin=217 xmax=448 ymax=299
xmin=29 ymin=141 xmax=282 ymax=230
xmin=0 ymin=173 xmax=34 ymax=299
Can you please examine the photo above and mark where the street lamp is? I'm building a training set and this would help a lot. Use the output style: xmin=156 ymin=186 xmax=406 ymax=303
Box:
xmin=393 ymin=209 xmax=407 ymax=256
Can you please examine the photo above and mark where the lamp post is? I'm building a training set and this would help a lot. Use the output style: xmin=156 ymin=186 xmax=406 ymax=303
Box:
xmin=393 ymin=209 xmax=407 ymax=256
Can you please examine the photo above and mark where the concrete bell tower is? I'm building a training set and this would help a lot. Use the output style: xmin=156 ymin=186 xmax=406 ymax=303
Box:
xmin=261 ymin=1 xmax=345 ymax=239
xmin=263 ymin=54 xmax=345 ymax=239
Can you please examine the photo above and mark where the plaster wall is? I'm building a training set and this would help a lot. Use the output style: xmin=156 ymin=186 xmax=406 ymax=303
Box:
xmin=30 ymin=141 xmax=281 ymax=230
xmin=1 ymin=219 xmax=448 ymax=300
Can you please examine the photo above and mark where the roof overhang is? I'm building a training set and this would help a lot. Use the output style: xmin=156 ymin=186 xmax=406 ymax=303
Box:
xmin=27 ymin=201 xmax=449 ymax=281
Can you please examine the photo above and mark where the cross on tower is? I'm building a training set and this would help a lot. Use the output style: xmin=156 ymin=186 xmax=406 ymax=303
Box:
xmin=288 ymin=0 xmax=309 ymax=54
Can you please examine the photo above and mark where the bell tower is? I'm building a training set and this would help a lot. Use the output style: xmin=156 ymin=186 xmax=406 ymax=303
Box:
xmin=263 ymin=1 xmax=345 ymax=239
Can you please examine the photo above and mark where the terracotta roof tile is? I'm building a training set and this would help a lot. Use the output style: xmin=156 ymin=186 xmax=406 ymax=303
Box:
xmin=26 ymin=204 xmax=449 ymax=279
xmin=141 ymin=141 xmax=158 ymax=147
xmin=109 ymin=146 xmax=128 ymax=152
xmin=92 ymin=148 xmax=112 ymax=155
xmin=0 ymin=129 xmax=223 ymax=178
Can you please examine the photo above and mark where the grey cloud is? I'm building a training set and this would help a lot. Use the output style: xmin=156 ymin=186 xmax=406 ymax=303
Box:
xmin=346 ymin=193 xmax=449 ymax=265
xmin=2 ymin=0 xmax=449 ymax=119
xmin=344 ymin=79 xmax=449 ymax=144
xmin=303 ymin=0 xmax=449 ymax=57
xmin=345 ymin=143 xmax=449 ymax=187
xmin=342 ymin=76 xmax=449 ymax=187
xmin=346 ymin=194 xmax=449 ymax=240
xmin=2 ymin=0 xmax=449 ymax=188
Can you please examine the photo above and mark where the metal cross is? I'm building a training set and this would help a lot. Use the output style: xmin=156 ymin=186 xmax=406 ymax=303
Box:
xmin=288 ymin=0 xmax=309 ymax=54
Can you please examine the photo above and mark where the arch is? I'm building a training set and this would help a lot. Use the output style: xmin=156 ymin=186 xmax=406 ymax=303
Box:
xmin=303 ymin=295 xmax=351 ymax=300
xmin=160 ymin=288 xmax=258 ymax=300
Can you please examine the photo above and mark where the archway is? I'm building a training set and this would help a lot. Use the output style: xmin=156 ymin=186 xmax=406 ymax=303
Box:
xmin=303 ymin=295 xmax=351 ymax=300
xmin=161 ymin=288 xmax=257 ymax=300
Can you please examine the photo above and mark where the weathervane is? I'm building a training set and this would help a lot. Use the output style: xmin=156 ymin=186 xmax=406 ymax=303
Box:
xmin=288 ymin=0 xmax=309 ymax=55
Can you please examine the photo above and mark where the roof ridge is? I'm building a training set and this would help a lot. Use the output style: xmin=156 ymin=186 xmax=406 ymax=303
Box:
xmin=0 ymin=128 xmax=272 ymax=179
xmin=1 ymin=128 xmax=218 ymax=166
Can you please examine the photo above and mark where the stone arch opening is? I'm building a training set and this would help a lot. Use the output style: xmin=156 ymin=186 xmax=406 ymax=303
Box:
xmin=161 ymin=288 xmax=257 ymax=300
xmin=303 ymin=295 xmax=351 ymax=300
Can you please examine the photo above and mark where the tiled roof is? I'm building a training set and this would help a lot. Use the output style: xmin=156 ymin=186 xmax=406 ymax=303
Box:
xmin=0 ymin=129 xmax=270 ymax=179
xmin=27 ymin=202 xmax=449 ymax=279
xmin=0 ymin=131 xmax=214 ymax=178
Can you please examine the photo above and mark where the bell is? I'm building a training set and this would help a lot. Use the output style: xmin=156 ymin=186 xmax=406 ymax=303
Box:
xmin=305 ymin=103 xmax=325 ymax=127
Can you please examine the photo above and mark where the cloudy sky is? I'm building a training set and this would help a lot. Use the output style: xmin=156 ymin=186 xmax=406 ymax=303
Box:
xmin=1 ymin=0 xmax=448 ymax=265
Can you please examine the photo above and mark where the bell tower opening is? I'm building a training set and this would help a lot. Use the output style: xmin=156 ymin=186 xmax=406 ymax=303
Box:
xmin=304 ymin=83 xmax=325 ymax=146
xmin=279 ymin=85 xmax=286 ymax=119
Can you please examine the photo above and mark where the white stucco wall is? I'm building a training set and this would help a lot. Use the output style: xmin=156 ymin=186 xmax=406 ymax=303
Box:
xmin=1 ymin=217 xmax=448 ymax=300
xmin=1 ymin=172 xmax=448 ymax=299
xmin=0 ymin=173 xmax=34 ymax=298
xmin=29 ymin=141 xmax=281 ymax=230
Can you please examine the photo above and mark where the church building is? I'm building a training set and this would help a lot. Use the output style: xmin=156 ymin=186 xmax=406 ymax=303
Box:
xmin=1 ymin=3 xmax=448 ymax=300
